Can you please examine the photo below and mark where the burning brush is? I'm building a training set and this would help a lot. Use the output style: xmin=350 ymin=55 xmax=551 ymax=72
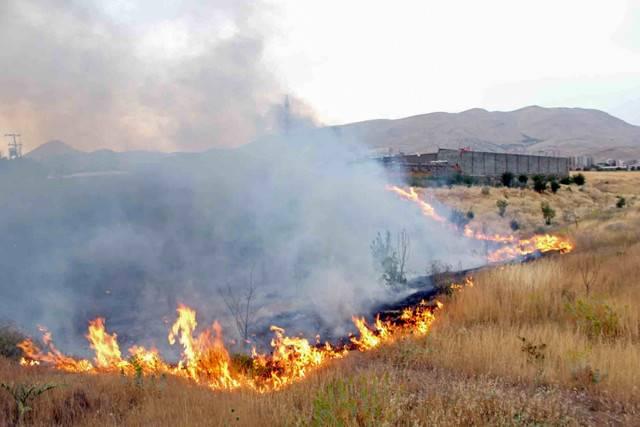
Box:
xmin=386 ymin=185 xmax=574 ymax=262
xmin=17 ymin=286 xmax=457 ymax=392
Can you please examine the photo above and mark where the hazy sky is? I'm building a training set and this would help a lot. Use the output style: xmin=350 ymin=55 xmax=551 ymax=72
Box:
xmin=2 ymin=0 xmax=640 ymax=151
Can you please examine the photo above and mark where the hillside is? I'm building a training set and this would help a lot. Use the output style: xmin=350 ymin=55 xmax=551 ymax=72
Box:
xmin=327 ymin=106 xmax=640 ymax=160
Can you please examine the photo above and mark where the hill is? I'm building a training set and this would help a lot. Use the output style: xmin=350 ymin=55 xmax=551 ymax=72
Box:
xmin=25 ymin=141 xmax=167 ymax=175
xmin=326 ymin=106 xmax=640 ymax=160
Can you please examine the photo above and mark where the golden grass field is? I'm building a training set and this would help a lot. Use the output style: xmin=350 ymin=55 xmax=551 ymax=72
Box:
xmin=1 ymin=171 xmax=639 ymax=426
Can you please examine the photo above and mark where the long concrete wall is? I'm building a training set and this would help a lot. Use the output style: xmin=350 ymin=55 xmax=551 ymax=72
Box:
xmin=437 ymin=149 xmax=569 ymax=177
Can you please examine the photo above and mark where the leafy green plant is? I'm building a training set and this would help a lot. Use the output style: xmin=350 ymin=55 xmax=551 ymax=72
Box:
xmin=509 ymin=219 xmax=520 ymax=231
xmin=616 ymin=196 xmax=626 ymax=208
xmin=1 ymin=382 xmax=59 ymax=426
xmin=572 ymin=173 xmax=586 ymax=186
xmin=533 ymin=175 xmax=547 ymax=193
xmin=540 ymin=202 xmax=555 ymax=225
xmin=310 ymin=376 xmax=388 ymax=426
xmin=501 ymin=171 xmax=514 ymax=187
xmin=550 ymin=180 xmax=560 ymax=193
xmin=466 ymin=209 xmax=474 ymax=220
xmin=559 ymin=176 xmax=572 ymax=185
xmin=496 ymin=199 xmax=508 ymax=217
xmin=565 ymin=299 xmax=622 ymax=340
xmin=518 ymin=174 xmax=528 ymax=186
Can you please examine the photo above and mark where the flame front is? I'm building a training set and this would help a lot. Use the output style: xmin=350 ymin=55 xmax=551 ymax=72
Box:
xmin=387 ymin=185 xmax=573 ymax=261
xmin=18 ymin=293 xmax=449 ymax=392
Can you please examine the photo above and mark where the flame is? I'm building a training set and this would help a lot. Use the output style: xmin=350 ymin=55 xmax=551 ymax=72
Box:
xmin=18 ymin=291 xmax=448 ymax=393
xmin=386 ymin=185 xmax=446 ymax=222
xmin=387 ymin=185 xmax=574 ymax=261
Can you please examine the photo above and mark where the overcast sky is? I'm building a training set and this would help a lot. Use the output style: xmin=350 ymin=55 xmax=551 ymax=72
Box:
xmin=2 ymin=0 xmax=640 ymax=151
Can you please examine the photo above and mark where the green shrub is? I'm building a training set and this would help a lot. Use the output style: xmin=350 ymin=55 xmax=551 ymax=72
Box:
xmin=518 ymin=174 xmax=529 ymax=185
xmin=501 ymin=171 xmax=514 ymax=188
xmin=541 ymin=202 xmax=555 ymax=225
xmin=565 ymin=299 xmax=622 ymax=340
xmin=496 ymin=199 xmax=508 ymax=217
xmin=550 ymin=180 xmax=560 ymax=193
xmin=509 ymin=219 xmax=520 ymax=231
xmin=616 ymin=196 xmax=626 ymax=208
xmin=310 ymin=376 xmax=389 ymax=426
xmin=573 ymin=173 xmax=586 ymax=186
xmin=466 ymin=209 xmax=475 ymax=220
xmin=559 ymin=176 xmax=572 ymax=185
xmin=533 ymin=175 xmax=547 ymax=193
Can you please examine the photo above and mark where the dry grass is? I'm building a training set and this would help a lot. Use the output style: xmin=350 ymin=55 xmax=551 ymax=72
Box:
xmin=2 ymin=172 xmax=640 ymax=425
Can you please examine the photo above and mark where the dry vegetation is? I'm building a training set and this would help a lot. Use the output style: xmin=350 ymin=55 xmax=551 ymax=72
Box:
xmin=2 ymin=172 xmax=640 ymax=426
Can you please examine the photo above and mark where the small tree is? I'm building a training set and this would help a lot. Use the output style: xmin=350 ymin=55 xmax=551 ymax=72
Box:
xmin=466 ymin=209 xmax=475 ymax=220
xmin=533 ymin=175 xmax=547 ymax=193
xmin=541 ymin=202 xmax=556 ymax=225
xmin=510 ymin=219 xmax=520 ymax=231
xmin=573 ymin=173 xmax=586 ymax=186
xmin=550 ymin=180 xmax=560 ymax=193
xmin=501 ymin=171 xmax=514 ymax=187
xmin=616 ymin=196 xmax=626 ymax=208
xmin=578 ymin=254 xmax=602 ymax=296
xmin=496 ymin=199 xmax=508 ymax=217
xmin=218 ymin=263 xmax=262 ymax=346
xmin=518 ymin=174 xmax=529 ymax=186
xmin=371 ymin=230 xmax=410 ymax=291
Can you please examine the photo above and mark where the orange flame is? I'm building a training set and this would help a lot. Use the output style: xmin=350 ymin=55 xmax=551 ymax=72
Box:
xmin=18 ymin=292 xmax=449 ymax=393
xmin=387 ymin=185 xmax=574 ymax=261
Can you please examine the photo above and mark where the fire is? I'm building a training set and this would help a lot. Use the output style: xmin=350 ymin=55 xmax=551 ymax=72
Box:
xmin=18 ymin=293 xmax=449 ymax=392
xmin=387 ymin=185 xmax=574 ymax=261
xmin=386 ymin=185 xmax=446 ymax=222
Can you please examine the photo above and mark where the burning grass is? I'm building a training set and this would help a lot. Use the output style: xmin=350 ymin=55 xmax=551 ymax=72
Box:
xmin=3 ymin=172 xmax=640 ymax=425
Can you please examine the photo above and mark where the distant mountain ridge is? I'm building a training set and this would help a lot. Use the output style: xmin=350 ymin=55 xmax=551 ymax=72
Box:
xmin=325 ymin=106 xmax=640 ymax=160
xmin=24 ymin=106 xmax=640 ymax=171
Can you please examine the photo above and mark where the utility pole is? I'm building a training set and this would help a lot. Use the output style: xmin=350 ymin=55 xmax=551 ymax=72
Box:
xmin=4 ymin=133 xmax=22 ymax=159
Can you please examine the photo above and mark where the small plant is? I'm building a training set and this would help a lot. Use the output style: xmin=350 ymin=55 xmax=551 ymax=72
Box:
xmin=0 ymin=323 xmax=27 ymax=360
xmin=462 ymin=175 xmax=475 ymax=187
xmin=466 ymin=209 xmax=474 ymax=220
xmin=533 ymin=175 xmax=547 ymax=193
xmin=509 ymin=219 xmax=520 ymax=231
xmin=559 ymin=176 xmax=572 ymax=185
xmin=550 ymin=180 xmax=560 ymax=193
xmin=370 ymin=230 xmax=409 ymax=291
xmin=518 ymin=336 xmax=546 ymax=365
xmin=310 ymin=376 xmax=388 ymax=426
xmin=565 ymin=299 xmax=622 ymax=340
xmin=518 ymin=174 xmax=528 ymax=186
xmin=501 ymin=171 xmax=514 ymax=187
xmin=496 ymin=199 xmax=508 ymax=217
xmin=541 ymin=202 xmax=555 ymax=225
xmin=449 ymin=209 xmax=471 ymax=230
xmin=1 ymin=382 xmax=59 ymax=426
xmin=572 ymin=173 xmax=586 ymax=186
xmin=616 ymin=196 xmax=626 ymax=208
xmin=481 ymin=186 xmax=490 ymax=196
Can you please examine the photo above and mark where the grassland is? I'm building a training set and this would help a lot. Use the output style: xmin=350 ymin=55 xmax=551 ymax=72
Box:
xmin=1 ymin=172 xmax=639 ymax=426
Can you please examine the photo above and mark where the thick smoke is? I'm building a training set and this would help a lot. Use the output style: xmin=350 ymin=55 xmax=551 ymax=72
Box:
xmin=0 ymin=131 xmax=486 ymax=356
xmin=0 ymin=0 xmax=303 ymax=152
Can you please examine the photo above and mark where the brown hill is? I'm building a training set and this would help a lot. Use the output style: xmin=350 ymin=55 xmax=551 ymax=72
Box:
xmin=327 ymin=106 xmax=640 ymax=160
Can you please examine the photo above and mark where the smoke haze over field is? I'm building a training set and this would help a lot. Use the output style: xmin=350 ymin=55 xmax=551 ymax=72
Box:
xmin=0 ymin=131 xmax=485 ymax=356
xmin=0 ymin=0 xmax=312 ymax=152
